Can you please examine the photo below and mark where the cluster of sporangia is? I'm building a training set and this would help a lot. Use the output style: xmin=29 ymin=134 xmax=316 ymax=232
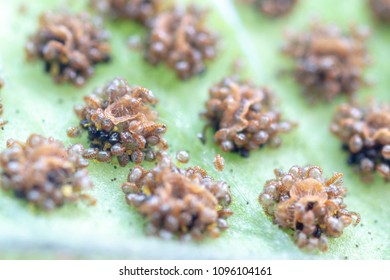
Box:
xmin=0 ymin=134 xmax=94 ymax=211
xmin=282 ymin=22 xmax=370 ymax=103
xmin=331 ymin=101 xmax=390 ymax=182
xmin=259 ymin=165 xmax=360 ymax=252
xmin=68 ymin=77 xmax=167 ymax=166
xmin=144 ymin=5 xmax=219 ymax=80
xmin=243 ymin=0 xmax=298 ymax=17
xmin=90 ymin=0 xmax=162 ymax=25
xmin=25 ymin=2 xmax=218 ymax=82
xmin=122 ymin=151 xmax=232 ymax=240
xmin=25 ymin=11 xmax=111 ymax=87
xmin=201 ymin=77 xmax=295 ymax=157
xmin=369 ymin=0 xmax=390 ymax=23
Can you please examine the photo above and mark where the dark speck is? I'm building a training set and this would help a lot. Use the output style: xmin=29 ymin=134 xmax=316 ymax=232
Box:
xmin=313 ymin=226 xmax=322 ymax=238
xmin=306 ymin=201 xmax=315 ymax=210
xmin=239 ymin=149 xmax=250 ymax=158
xmin=296 ymin=222 xmax=304 ymax=231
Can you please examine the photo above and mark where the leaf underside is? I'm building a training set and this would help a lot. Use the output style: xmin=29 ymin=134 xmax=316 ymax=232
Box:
xmin=0 ymin=0 xmax=389 ymax=259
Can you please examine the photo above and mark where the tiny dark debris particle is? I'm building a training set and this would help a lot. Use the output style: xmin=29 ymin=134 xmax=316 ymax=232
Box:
xmin=68 ymin=77 xmax=168 ymax=166
xmin=282 ymin=22 xmax=370 ymax=103
xmin=0 ymin=134 xmax=94 ymax=211
xmin=144 ymin=5 xmax=219 ymax=80
xmin=243 ymin=0 xmax=298 ymax=17
xmin=122 ymin=151 xmax=233 ymax=240
xmin=201 ymin=76 xmax=296 ymax=156
xmin=90 ymin=0 xmax=162 ymax=25
xmin=25 ymin=11 xmax=111 ymax=87
xmin=259 ymin=165 xmax=360 ymax=252
xmin=330 ymin=101 xmax=390 ymax=182
xmin=369 ymin=0 xmax=390 ymax=23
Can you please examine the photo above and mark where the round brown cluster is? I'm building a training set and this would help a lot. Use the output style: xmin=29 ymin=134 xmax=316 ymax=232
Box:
xmin=244 ymin=0 xmax=298 ymax=17
xmin=68 ymin=77 xmax=167 ymax=166
xmin=25 ymin=11 xmax=111 ymax=87
xmin=330 ymin=101 xmax=390 ymax=182
xmin=144 ymin=5 xmax=218 ymax=80
xmin=369 ymin=0 xmax=390 ymax=23
xmin=282 ymin=23 xmax=370 ymax=103
xmin=259 ymin=165 xmax=360 ymax=252
xmin=90 ymin=0 xmax=162 ymax=25
xmin=201 ymin=77 xmax=295 ymax=157
xmin=0 ymin=134 xmax=94 ymax=211
xmin=122 ymin=152 xmax=233 ymax=240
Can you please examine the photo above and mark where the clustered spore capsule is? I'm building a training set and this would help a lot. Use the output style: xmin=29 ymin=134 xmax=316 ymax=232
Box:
xmin=68 ymin=77 xmax=167 ymax=166
xmin=259 ymin=165 xmax=360 ymax=252
xmin=244 ymin=0 xmax=298 ymax=17
xmin=122 ymin=152 xmax=233 ymax=240
xmin=0 ymin=134 xmax=94 ymax=211
xmin=369 ymin=0 xmax=390 ymax=23
xmin=282 ymin=22 xmax=370 ymax=103
xmin=145 ymin=5 xmax=218 ymax=80
xmin=330 ymin=101 xmax=390 ymax=182
xmin=90 ymin=0 xmax=161 ymax=25
xmin=176 ymin=150 xmax=190 ymax=163
xmin=25 ymin=11 xmax=111 ymax=87
xmin=201 ymin=77 xmax=295 ymax=157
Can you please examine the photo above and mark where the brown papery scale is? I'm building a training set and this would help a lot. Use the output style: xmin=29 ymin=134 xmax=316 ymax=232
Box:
xmin=213 ymin=154 xmax=225 ymax=172
xmin=68 ymin=77 xmax=167 ymax=166
xmin=0 ymin=134 xmax=94 ymax=211
xmin=25 ymin=11 xmax=111 ymax=87
xmin=282 ymin=22 xmax=370 ymax=103
xmin=369 ymin=0 xmax=390 ymax=23
xmin=201 ymin=76 xmax=296 ymax=157
xmin=122 ymin=152 xmax=233 ymax=240
xmin=243 ymin=0 xmax=298 ymax=17
xmin=144 ymin=5 xmax=219 ymax=80
xmin=259 ymin=165 xmax=360 ymax=252
xmin=90 ymin=0 xmax=162 ymax=25
xmin=330 ymin=101 xmax=390 ymax=182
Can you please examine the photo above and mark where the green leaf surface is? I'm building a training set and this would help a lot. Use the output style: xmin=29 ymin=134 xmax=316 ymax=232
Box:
xmin=0 ymin=0 xmax=389 ymax=259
